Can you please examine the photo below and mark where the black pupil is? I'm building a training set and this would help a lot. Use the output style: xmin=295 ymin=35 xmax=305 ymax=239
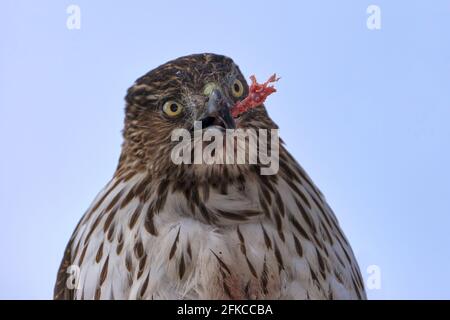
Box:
xmin=170 ymin=103 xmax=178 ymax=112
xmin=234 ymin=83 xmax=240 ymax=93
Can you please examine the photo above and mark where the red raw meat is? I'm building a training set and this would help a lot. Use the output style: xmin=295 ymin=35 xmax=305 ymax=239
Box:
xmin=231 ymin=73 xmax=280 ymax=118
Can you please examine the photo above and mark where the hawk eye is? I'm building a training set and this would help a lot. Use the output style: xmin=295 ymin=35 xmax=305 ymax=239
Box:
xmin=163 ymin=100 xmax=183 ymax=117
xmin=231 ymin=79 xmax=244 ymax=98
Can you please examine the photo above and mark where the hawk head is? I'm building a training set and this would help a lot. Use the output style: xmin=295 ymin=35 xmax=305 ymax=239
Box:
xmin=118 ymin=53 xmax=277 ymax=180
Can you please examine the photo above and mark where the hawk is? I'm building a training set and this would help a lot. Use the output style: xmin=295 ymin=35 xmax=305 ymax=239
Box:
xmin=54 ymin=53 xmax=366 ymax=300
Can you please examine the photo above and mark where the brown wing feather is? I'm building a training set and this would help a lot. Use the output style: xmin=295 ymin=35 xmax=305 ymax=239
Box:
xmin=53 ymin=237 xmax=75 ymax=300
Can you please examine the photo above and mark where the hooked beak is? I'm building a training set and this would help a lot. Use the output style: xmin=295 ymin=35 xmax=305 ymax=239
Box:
xmin=198 ymin=89 xmax=236 ymax=130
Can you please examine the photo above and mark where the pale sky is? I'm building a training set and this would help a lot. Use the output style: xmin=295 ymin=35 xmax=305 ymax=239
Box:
xmin=1 ymin=0 xmax=449 ymax=299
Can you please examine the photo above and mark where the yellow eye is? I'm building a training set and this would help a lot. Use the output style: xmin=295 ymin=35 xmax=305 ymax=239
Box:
xmin=163 ymin=100 xmax=183 ymax=117
xmin=231 ymin=79 xmax=244 ymax=98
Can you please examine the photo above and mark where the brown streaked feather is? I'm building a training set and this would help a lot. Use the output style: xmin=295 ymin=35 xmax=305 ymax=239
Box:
xmin=53 ymin=238 xmax=75 ymax=300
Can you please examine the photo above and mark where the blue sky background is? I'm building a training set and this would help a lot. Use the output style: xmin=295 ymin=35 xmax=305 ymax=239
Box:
xmin=1 ymin=0 xmax=449 ymax=299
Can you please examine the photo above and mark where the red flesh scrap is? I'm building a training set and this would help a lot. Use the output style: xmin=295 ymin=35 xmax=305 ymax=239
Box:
xmin=231 ymin=73 xmax=280 ymax=118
